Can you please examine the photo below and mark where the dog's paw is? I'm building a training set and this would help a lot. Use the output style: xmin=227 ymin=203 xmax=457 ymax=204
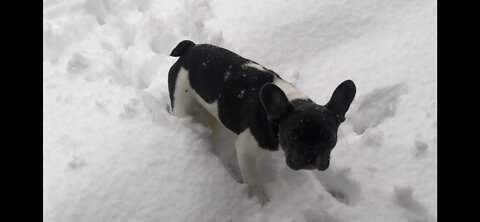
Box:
xmin=248 ymin=186 xmax=270 ymax=206
xmin=233 ymin=175 xmax=245 ymax=184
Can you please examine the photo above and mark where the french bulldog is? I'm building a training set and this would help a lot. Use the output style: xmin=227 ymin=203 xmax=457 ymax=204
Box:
xmin=167 ymin=40 xmax=356 ymax=205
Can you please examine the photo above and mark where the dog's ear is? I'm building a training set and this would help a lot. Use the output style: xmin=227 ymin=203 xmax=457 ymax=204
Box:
xmin=260 ymin=83 xmax=293 ymax=124
xmin=326 ymin=80 xmax=356 ymax=123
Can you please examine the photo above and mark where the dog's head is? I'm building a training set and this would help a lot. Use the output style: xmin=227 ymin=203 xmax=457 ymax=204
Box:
xmin=260 ymin=80 xmax=356 ymax=171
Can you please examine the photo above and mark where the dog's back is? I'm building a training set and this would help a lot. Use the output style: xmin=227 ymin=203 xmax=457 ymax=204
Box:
xmin=168 ymin=40 xmax=279 ymax=139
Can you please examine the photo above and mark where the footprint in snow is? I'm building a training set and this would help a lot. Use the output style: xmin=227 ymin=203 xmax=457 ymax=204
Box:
xmin=315 ymin=167 xmax=361 ymax=206
xmin=394 ymin=186 xmax=435 ymax=222
xmin=350 ymin=83 xmax=409 ymax=135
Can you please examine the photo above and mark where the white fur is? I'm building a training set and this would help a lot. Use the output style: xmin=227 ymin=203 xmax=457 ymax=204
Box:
xmin=242 ymin=62 xmax=267 ymax=71
xmin=193 ymin=92 xmax=220 ymax=120
xmin=172 ymin=67 xmax=219 ymax=128
xmin=235 ymin=128 xmax=270 ymax=205
xmin=172 ymin=67 xmax=195 ymax=117
xmin=272 ymin=77 xmax=309 ymax=101
xmin=243 ymin=61 xmax=308 ymax=101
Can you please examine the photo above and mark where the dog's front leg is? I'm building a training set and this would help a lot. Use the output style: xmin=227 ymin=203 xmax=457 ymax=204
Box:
xmin=235 ymin=129 xmax=270 ymax=206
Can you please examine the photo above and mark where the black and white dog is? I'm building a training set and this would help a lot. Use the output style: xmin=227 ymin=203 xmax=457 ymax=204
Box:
xmin=167 ymin=40 xmax=356 ymax=205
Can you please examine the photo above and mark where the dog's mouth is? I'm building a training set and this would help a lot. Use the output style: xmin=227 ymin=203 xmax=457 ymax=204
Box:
xmin=304 ymin=165 xmax=316 ymax=170
xmin=286 ymin=158 xmax=320 ymax=170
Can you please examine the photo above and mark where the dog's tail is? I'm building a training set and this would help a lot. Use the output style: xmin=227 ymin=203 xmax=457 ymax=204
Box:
xmin=170 ymin=40 xmax=195 ymax=57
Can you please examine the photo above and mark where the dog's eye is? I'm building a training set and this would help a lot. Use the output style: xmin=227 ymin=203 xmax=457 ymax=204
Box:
xmin=325 ymin=135 xmax=334 ymax=142
xmin=288 ymin=132 xmax=298 ymax=141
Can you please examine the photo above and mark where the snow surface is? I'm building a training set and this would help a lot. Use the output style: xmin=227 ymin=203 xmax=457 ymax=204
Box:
xmin=43 ymin=0 xmax=437 ymax=221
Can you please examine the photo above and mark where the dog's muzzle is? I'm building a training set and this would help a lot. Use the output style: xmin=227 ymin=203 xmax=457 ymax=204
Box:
xmin=286 ymin=147 xmax=330 ymax=171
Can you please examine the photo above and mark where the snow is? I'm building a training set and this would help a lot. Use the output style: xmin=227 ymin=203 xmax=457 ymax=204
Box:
xmin=43 ymin=0 xmax=437 ymax=221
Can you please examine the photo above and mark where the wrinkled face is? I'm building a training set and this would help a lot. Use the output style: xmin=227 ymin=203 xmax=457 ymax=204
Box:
xmin=279 ymin=103 xmax=339 ymax=171
xmin=260 ymin=80 xmax=356 ymax=171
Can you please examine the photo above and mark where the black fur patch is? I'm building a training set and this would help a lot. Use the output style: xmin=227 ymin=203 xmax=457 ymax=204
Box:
xmin=169 ymin=41 xmax=283 ymax=150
